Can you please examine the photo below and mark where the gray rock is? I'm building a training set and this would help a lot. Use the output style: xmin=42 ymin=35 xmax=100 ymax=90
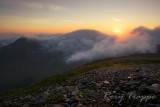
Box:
xmin=115 ymin=87 xmax=121 ymax=91
xmin=71 ymin=90 xmax=79 ymax=96
xmin=56 ymin=86 xmax=64 ymax=92
xmin=147 ymin=80 xmax=159 ymax=85
xmin=70 ymin=97 xmax=79 ymax=103
xmin=127 ymin=81 xmax=140 ymax=86
xmin=146 ymin=104 xmax=160 ymax=107
xmin=52 ymin=104 xmax=65 ymax=107
xmin=42 ymin=91 xmax=50 ymax=99
xmin=95 ymin=83 xmax=101 ymax=87
xmin=130 ymin=85 xmax=136 ymax=89
xmin=138 ymin=83 xmax=148 ymax=92
xmin=78 ymin=83 xmax=82 ymax=87
xmin=147 ymin=84 xmax=160 ymax=94
xmin=22 ymin=104 xmax=29 ymax=107
xmin=103 ymin=97 xmax=110 ymax=103
xmin=71 ymin=103 xmax=77 ymax=107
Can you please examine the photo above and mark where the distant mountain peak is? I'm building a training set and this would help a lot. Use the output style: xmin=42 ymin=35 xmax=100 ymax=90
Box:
xmin=69 ymin=29 xmax=105 ymax=35
xmin=72 ymin=29 xmax=100 ymax=33
xmin=59 ymin=29 xmax=108 ymax=41
xmin=14 ymin=37 xmax=28 ymax=43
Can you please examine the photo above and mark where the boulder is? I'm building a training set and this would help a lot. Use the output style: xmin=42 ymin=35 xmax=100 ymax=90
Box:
xmin=147 ymin=84 xmax=160 ymax=94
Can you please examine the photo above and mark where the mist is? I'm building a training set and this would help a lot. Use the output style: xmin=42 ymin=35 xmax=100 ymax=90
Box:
xmin=1 ymin=26 xmax=160 ymax=63
xmin=66 ymin=26 xmax=160 ymax=62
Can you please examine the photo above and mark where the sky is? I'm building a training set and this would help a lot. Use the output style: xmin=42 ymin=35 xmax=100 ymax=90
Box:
xmin=0 ymin=0 xmax=160 ymax=35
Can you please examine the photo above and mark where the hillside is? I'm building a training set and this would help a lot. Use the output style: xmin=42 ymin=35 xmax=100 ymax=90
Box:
xmin=0 ymin=30 xmax=107 ymax=93
xmin=0 ymin=53 xmax=160 ymax=106
xmin=0 ymin=37 xmax=69 ymax=93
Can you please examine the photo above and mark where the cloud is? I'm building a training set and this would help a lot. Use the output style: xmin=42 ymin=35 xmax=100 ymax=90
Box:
xmin=112 ymin=17 xmax=123 ymax=22
xmin=66 ymin=26 xmax=160 ymax=62
xmin=6 ymin=0 xmax=68 ymax=11
xmin=48 ymin=5 xmax=67 ymax=11
xmin=1 ymin=26 xmax=160 ymax=63
xmin=21 ymin=1 xmax=44 ymax=9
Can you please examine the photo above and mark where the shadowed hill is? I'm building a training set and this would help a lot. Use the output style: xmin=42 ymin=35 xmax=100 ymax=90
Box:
xmin=1 ymin=53 xmax=160 ymax=106
xmin=0 ymin=30 xmax=113 ymax=93
xmin=0 ymin=37 xmax=70 ymax=93
xmin=2 ymin=53 xmax=160 ymax=95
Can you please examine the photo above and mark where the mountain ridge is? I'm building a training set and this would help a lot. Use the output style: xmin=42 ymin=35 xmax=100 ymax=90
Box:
xmin=0 ymin=29 xmax=109 ymax=93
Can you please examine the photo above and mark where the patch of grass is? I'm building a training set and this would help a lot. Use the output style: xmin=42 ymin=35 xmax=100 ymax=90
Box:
xmin=154 ymin=75 xmax=160 ymax=80
xmin=42 ymin=96 xmax=52 ymax=105
xmin=53 ymin=94 xmax=64 ymax=104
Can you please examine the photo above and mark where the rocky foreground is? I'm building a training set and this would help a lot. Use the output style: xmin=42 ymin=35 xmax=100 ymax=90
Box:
xmin=1 ymin=64 xmax=160 ymax=107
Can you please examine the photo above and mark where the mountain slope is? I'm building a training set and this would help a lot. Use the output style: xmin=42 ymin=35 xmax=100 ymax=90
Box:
xmin=0 ymin=37 xmax=68 ymax=93
xmin=0 ymin=53 xmax=160 ymax=106
xmin=0 ymin=38 xmax=17 ymax=47
xmin=0 ymin=30 xmax=111 ymax=93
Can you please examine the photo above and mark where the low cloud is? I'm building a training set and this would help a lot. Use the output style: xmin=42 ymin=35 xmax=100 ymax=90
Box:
xmin=66 ymin=26 xmax=160 ymax=62
xmin=1 ymin=26 xmax=160 ymax=63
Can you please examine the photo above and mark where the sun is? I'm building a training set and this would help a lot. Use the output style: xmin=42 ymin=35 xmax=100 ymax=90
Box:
xmin=114 ymin=29 xmax=119 ymax=33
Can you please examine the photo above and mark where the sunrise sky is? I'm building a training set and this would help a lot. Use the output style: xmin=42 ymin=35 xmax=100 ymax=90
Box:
xmin=0 ymin=0 xmax=160 ymax=35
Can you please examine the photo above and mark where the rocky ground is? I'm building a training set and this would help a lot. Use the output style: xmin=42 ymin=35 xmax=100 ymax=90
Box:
xmin=1 ymin=64 xmax=160 ymax=107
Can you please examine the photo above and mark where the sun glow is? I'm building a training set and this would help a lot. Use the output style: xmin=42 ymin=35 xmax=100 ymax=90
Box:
xmin=114 ymin=29 xmax=119 ymax=33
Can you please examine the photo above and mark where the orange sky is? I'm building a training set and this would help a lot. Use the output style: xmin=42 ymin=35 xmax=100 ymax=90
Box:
xmin=0 ymin=0 xmax=160 ymax=36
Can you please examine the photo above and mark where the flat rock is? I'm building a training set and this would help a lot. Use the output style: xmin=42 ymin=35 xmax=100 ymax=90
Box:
xmin=147 ymin=83 xmax=160 ymax=94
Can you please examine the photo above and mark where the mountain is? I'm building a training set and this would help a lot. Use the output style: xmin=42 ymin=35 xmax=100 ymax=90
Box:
xmin=0 ymin=29 xmax=160 ymax=94
xmin=43 ymin=29 xmax=109 ymax=52
xmin=0 ymin=37 xmax=68 ymax=93
xmin=0 ymin=30 xmax=109 ymax=93
xmin=157 ymin=45 xmax=160 ymax=53
xmin=0 ymin=53 xmax=160 ymax=106
xmin=0 ymin=38 xmax=17 ymax=47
